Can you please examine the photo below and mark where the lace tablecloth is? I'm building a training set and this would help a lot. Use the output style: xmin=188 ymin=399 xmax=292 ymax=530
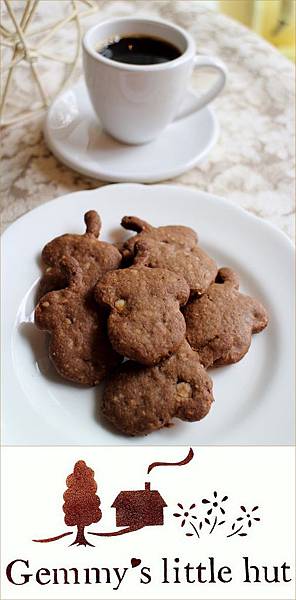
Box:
xmin=1 ymin=0 xmax=295 ymax=241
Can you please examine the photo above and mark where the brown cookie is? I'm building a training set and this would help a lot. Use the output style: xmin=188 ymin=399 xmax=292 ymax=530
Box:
xmin=94 ymin=246 xmax=190 ymax=365
xmin=35 ymin=257 xmax=122 ymax=386
xmin=121 ymin=216 xmax=216 ymax=295
xmin=184 ymin=268 xmax=269 ymax=368
xmin=39 ymin=211 xmax=122 ymax=296
xmin=121 ymin=216 xmax=198 ymax=259
xmin=102 ymin=341 xmax=214 ymax=436
xmin=133 ymin=238 xmax=217 ymax=296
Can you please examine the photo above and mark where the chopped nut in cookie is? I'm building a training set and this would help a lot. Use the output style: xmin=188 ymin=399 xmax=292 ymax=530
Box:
xmin=114 ymin=299 xmax=126 ymax=311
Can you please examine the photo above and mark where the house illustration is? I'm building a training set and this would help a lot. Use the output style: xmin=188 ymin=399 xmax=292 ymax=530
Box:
xmin=111 ymin=482 xmax=167 ymax=528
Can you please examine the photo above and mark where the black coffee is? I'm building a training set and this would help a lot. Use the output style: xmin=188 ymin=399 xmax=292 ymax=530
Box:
xmin=98 ymin=35 xmax=181 ymax=65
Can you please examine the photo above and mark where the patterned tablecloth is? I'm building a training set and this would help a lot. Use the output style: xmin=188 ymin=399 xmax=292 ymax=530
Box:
xmin=1 ymin=0 xmax=295 ymax=241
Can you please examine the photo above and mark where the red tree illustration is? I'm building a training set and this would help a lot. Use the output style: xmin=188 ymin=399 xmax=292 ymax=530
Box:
xmin=63 ymin=460 xmax=102 ymax=546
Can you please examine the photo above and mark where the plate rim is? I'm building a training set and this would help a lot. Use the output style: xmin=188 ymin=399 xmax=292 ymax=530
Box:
xmin=2 ymin=182 xmax=294 ymax=254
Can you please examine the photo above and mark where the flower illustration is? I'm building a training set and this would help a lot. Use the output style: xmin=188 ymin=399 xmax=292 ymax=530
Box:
xmin=173 ymin=503 xmax=200 ymax=537
xmin=173 ymin=495 xmax=261 ymax=542
xmin=201 ymin=491 xmax=228 ymax=534
xmin=202 ymin=491 xmax=228 ymax=516
xmin=238 ymin=505 xmax=260 ymax=527
xmin=227 ymin=505 xmax=260 ymax=538
xmin=173 ymin=503 xmax=197 ymax=527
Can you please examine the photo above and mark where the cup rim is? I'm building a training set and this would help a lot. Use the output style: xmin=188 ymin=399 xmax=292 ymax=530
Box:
xmin=83 ymin=17 xmax=195 ymax=71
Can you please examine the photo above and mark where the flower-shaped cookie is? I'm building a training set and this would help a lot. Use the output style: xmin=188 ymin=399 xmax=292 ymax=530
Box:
xmin=184 ymin=268 xmax=268 ymax=368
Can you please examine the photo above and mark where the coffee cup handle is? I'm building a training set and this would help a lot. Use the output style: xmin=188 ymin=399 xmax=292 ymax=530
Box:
xmin=174 ymin=55 xmax=227 ymax=120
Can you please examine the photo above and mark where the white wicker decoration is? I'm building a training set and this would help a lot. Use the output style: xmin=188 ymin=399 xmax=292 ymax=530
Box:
xmin=0 ymin=0 xmax=98 ymax=126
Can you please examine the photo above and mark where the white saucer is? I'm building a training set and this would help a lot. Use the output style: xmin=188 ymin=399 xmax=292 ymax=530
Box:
xmin=44 ymin=80 xmax=219 ymax=183
xmin=2 ymin=184 xmax=294 ymax=446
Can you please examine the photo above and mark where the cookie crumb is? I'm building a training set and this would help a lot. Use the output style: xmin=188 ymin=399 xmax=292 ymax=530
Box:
xmin=42 ymin=301 xmax=50 ymax=308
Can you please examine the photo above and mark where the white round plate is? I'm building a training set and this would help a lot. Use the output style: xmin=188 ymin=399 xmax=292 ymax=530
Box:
xmin=44 ymin=80 xmax=218 ymax=183
xmin=2 ymin=184 xmax=294 ymax=445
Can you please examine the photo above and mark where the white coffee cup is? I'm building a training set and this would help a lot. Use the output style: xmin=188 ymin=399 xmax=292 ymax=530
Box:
xmin=83 ymin=17 xmax=227 ymax=145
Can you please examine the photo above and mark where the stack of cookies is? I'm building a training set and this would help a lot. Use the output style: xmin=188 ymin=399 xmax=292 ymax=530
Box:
xmin=35 ymin=210 xmax=268 ymax=436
